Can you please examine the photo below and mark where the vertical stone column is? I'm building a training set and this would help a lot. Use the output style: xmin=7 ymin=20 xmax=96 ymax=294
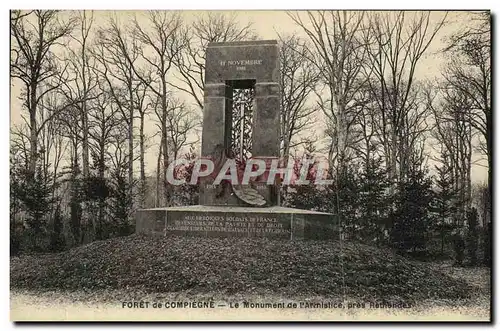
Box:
xmin=199 ymin=83 xmax=233 ymax=205
xmin=253 ymin=82 xmax=280 ymax=156
xmin=252 ymin=82 xmax=280 ymax=204
xmin=201 ymin=83 xmax=232 ymax=156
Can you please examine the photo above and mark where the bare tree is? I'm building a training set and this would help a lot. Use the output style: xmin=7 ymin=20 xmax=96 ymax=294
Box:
xmin=37 ymin=88 xmax=69 ymax=202
xmin=86 ymin=73 xmax=122 ymax=239
xmin=277 ymin=33 xmax=319 ymax=164
xmin=11 ymin=10 xmax=75 ymax=175
xmin=134 ymin=81 xmax=150 ymax=207
xmin=165 ymin=99 xmax=199 ymax=206
xmin=172 ymin=12 xmax=256 ymax=109
xmin=427 ymin=83 xmax=473 ymax=224
xmin=288 ymin=11 xmax=370 ymax=174
xmin=443 ymin=11 xmax=491 ymax=222
xmin=10 ymin=124 xmax=31 ymax=169
xmin=66 ymin=11 xmax=97 ymax=178
xmin=125 ymin=11 xmax=189 ymax=206
xmin=165 ymin=101 xmax=200 ymax=162
xmin=348 ymin=83 xmax=377 ymax=167
xmin=149 ymin=94 xmax=197 ymax=206
xmin=364 ymin=11 xmax=446 ymax=185
xmin=94 ymin=15 xmax=141 ymax=201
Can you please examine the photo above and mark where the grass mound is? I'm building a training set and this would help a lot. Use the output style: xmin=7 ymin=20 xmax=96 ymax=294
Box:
xmin=10 ymin=234 xmax=473 ymax=302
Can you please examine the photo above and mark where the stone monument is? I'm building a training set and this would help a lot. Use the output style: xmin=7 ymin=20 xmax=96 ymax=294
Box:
xmin=135 ymin=40 xmax=336 ymax=240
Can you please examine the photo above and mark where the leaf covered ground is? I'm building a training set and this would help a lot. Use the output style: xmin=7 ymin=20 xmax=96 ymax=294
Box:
xmin=10 ymin=234 xmax=476 ymax=303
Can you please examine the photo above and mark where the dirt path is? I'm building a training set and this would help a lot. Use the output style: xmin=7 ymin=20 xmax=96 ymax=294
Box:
xmin=427 ymin=261 xmax=491 ymax=294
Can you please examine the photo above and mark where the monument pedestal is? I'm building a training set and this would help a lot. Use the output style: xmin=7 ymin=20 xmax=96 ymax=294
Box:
xmin=135 ymin=205 xmax=337 ymax=240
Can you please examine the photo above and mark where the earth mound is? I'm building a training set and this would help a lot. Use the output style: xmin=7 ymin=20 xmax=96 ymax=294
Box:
xmin=10 ymin=234 xmax=473 ymax=302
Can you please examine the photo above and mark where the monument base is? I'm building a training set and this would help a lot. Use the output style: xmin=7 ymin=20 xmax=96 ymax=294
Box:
xmin=135 ymin=205 xmax=337 ymax=240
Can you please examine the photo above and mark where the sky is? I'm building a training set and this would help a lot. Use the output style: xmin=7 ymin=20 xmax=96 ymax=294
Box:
xmin=9 ymin=10 xmax=489 ymax=183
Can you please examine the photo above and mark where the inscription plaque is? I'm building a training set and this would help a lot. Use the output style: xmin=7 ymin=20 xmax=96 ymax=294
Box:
xmin=165 ymin=211 xmax=291 ymax=238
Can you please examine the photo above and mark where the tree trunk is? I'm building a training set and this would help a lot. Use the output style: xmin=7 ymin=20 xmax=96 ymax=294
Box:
xmin=81 ymin=110 xmax=89 ymax=178
xmin=156 ymin=142 xmax=163 ymax=207
xmin=390 ymin=130 xmax=398 ymax=193
xmin=486 ymin=112 xmax=492 ymax=226
xmin=466 ymin=126 xmax=472 ymax=211
xmin=161 ymin=78 xmax=169 ymax=206
xmin=80 ymin=102 xmax=90 ymax=243
xmin=96 ymin=141 xmax=106 ymax=240
xmin=128 ymin=84 xmax=135 ymax=201
xmin=70 ymin=141 xmax=82 ymax=245
xmin=139 ymin=113 xmax=146 ymax=208
xmin=28 ymin=85 xmax=38 ymax=175
xmin=162 ymin=120 xmax=169 ymax=206
xmin=81 ymin=53 xmax=90 ymax=178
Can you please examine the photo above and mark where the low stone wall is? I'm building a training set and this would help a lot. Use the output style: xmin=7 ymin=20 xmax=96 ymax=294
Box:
xmin=135 ymin=205 xmax=337 ymax=240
